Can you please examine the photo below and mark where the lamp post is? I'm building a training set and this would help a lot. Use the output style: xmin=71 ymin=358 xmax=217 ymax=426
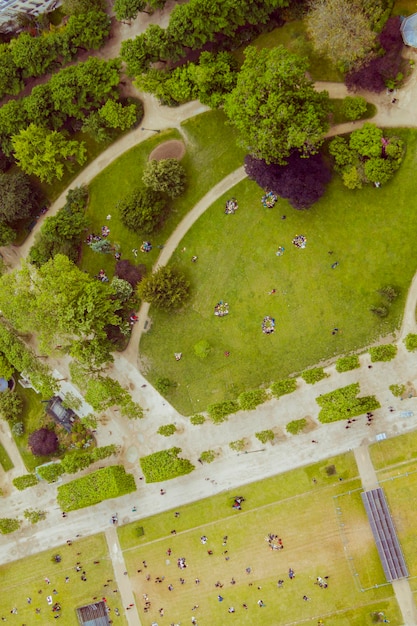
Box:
xmin=141 ymin=127 xmax=160 ymax=133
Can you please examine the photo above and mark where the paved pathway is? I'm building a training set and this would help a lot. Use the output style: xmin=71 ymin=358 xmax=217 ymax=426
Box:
xmin=105 ymin=526 xmax=141 ymax=625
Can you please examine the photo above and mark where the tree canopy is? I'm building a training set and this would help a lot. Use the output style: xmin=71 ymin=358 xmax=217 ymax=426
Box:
xmin=224 ymin=46 xmax=330 ymax=164
xmin=12 ymin=124 xmax=87 ymax=183
xmin=29 ymin=428 xmax=58 ymax=456
xmin=307 ymin=0 xmax=376 ymax=69
xmin=0 ymin=255 xmax=121 ymax=366
xmin=137 ymin=265 xmax=190 ymax=310
xmin=142 ymin=159 xmax=186 ymax=198
xmin=114 ymin=0 xmax=146 ymax=21
xmin=0 ymin=171 xmax=39 ymax=223
xmin=119 ymin=186 xmax=168 ymax=234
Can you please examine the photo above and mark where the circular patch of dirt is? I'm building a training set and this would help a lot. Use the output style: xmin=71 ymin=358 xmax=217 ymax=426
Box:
xmin=149 ymin=140 xmax=186 ymax=161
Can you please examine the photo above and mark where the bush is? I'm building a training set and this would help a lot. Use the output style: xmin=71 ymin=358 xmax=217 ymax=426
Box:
xmin=137 ymin=265 xmax=190 ymax=311
xmin=143 ymin=159 xmax=187 ymax=198
xmin=342 ymin=96 xmax=368 ymax=121
xmin=61 ymin=452 xmax=93 ymax=474
xmin=28 ymin=427 xmax=58 ymax=456
xmin=286 ymin=418 xmax=307 ymax=435
xmin=229 ymin=439 xmax=246 ymax=452
xmin=271 ymin=378 xmax=297 ymax=398
xmin=207 ymin=400 xmax=238 ymax=424
xmin=155 ymin=377 xmax=175 ymax=394
xmin=157 ymin=424 xmax=177 ymax=437
xmin=37 ymin=462 xmax=65 ymax=482
xmin=140 ymin=448 xmax=194 ymax=482
xmin=57 ymin=466 xmax=136 ymax=511
xmin=369 ymin=344 xmax=397 ymax=362
xmin=200 ymin=450 xmax=216 ymax=463
xmin=404 ymin=334 xmax=417 ymax=351
xmin=370 ymin=305 xmax=389 ymax=318
xmin=120 ymin=397 xmax=144 ymax=419
xmin=0 ymin=390 xmax=23 ymax=424
xmin=11 ymin=422 xmax=24 ymax=436
xmin=24 ymin=508 xmax=46 ymax=524
xmin=255 ymin=430 xmax=274 ymax=444
xmin=115 ymin=259 xmax=146 ymax=288
xmin=389 ymin=384 xmax=405 ymax=398
xmin=91 ymin=445 xmax=117 ymax=461
xmin=238 ymin=389 xmax=268 ymax=411
xmin=193 ymin=339 xmax=211 ymax=359
xmin=0 ymin=518 xmax=21 ymax=534
xmin=13 ymin=474 xmax=38 ymax=490
xmin=119 ymin=186 xmax=167 ymax=234
xmin=378 ymin=285 xmax=399 ymax=303
xmin=190 ymin=414 xmax=205 ymax=425
xmin=335 ymin=355 xmax=360 ymax=373
xmin=301 ymin=368 xmax=329 ymax=384
xmin=316 ymin=383 xmax=380 ymax=423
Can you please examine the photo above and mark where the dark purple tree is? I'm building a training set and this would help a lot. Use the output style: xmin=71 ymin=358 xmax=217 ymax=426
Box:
xmin=379 ymin=16 xmax=403 ymax=54
xmin=245 ymin=152 xmax=331 ymax=210
xmin=28 ymin=427 xmax=58 ymax=456
xmin=115 ymin=260 xmax=146 ymax=288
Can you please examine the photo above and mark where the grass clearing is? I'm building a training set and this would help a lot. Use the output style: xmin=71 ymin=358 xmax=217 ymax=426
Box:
xmin=233 ymin=21 xmax=344 ymax=82
xmin=79 ymin=110 xmax=244 ymax=281
xmin=118 ymin=453 xmax=402 ymax=625
xmin=0 ymin=441 xmax=13 ymax=471
xmin=0 ymin=534 xmax=127 ymax=625
xmin=140 ymin=128 xmax=417 ymax=414
xmin=370 ymin=430 xmax=417 ymax=470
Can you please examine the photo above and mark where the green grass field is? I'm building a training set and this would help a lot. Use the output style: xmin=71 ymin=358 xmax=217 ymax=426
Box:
xmin=139 ymin=128 xmax=417 ymax=414
xmin=0 ymin=441 xmax=13 ymax=471
xmin=79 ymin=110 xmax=245 ymax=281
xmin=13 ymin=385 xmax=53 ymax=471
xmin=118 ymin=452 xmax=401 ymax=625
xmin=0 ymin=534 xmax=127 ymax=625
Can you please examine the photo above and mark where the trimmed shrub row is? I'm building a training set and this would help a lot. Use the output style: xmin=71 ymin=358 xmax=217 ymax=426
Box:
xmin=140 ymin=448 xmax=194 ymax=483
xmin=57 ymin=466 xmax=136 ymax=511
xmin=316 ymin=383 xmax=380 ymax=423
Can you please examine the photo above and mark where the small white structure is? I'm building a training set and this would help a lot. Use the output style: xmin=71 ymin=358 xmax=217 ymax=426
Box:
xmin=400 ymin=13 xmax=417 ymax=47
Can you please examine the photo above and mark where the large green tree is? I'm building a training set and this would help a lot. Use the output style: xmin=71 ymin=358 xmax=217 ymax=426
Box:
xmin=119 ymin=186 xmax=167 ymax=234
xmin=142 ymin=158 xmax=186 ymax=198
xmin=224 ymin=46 xmax=330 ymax=164
xmin=12 ymin=124 xmax=87 ymax=183
xmin=0 ymin=171 xmax=38 ymax=223
xmin=137 ymin=265 xmax=190 ymax=310
xmin=114 ymin=0 xmax=147 ymax=21
xmin=307 ymin=0 xmax=376 ymax=69
xmin=98 ymin=100 xmax=138 ymax=130
xmin=0 ymin=255 xmax=121 ymax=365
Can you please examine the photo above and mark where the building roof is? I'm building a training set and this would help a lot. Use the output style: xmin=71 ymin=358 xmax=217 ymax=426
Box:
xmin=47 ymin=396 xmax=76 ymax=433
xmin=400 ymin=13 xmax=417 ymax=47
xmin=76 ymin=602 xmax=111 ymax=626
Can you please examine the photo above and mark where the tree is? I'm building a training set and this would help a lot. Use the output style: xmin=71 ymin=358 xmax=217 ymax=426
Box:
xmin=349 ymin=123 xmax=383 ymax=158
xmin=224 ymin=46 xmax=330 ymax=164
xmin=0 ymin=222 xmax=15 ymax=246
xmin=62 ymin=0 xmax=105 ymax=14
xmin=119 ymin=186 xmax=168 ymax=234
xmin=306 ymin=0 xmax=376 ymax=69
xmin=85 ymin=376 xmax=126 ymax=411
xmin=10 ymin=32 xmax=57 ymax=78
xmin=0 ymin=354 xmax=14 ymax=380
xmin=12 ymin=124 xmax=87 ymax=183
xmin=24 ymin=508 xmax=47 ymax=524
xmin=98 ymin=100 xmax=138 ymax=131
xmin=65 ymin=10 xmax=111 ymax=52
xmin=114 ymin=0 xmax=147 ymax=21
xmin=0 ymin=255 xmax=121 ymax=362
xmin=81 ymin=112 xmax=111 ymax=143
xmin=110 ymin=277 xmax=133 ymax=301
xmin=342 ymin=96 xmax=368 ymax=121
xmin=143 ymin=158 xmax=186 ymax=198
xmin=245 ymin=152 xmax=331 ymax=210
xmin=0 ymin=171 xmax=38 ymax=224
xmin=137 ymin=265 xmax=190 ymax=310
xmin=0 ymin=44 xmax=22 ymax=99
xmin=115 ymin=260 xmax=146 ymax=287
xmin=0 ymin=390 xmax=23 ymax=424
xmin=29 ymin=428 xmax=58 ymax=456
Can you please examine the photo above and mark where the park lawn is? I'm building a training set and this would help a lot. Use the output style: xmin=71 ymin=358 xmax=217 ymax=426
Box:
xmin=120 ymin=459 xmax=399 ymax=625
xmin=370 ymin=430 xmax=417 ymax=470
xmin=0 ymin=534 xmax=127 ymax=625
xmin=13 ymin=385 xmax=54 ymax=471
xmin=139 ymin=128 xmax=417 ymax=415
xmin=392 ymin=0 xmax=417 ymax=16
xmin=79 ymin=110 xmax=244 ymax=281
xmin=119 ymin=452 xmax=359 ymax=548
xmin=233 ymin=21 xmax=344 ymax=82
xmin=0 ymin=441 xmax=13 ymax=471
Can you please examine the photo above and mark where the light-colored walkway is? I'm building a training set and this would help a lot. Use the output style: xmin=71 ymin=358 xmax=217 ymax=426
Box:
xmin=353 ymin=446 xmax=379 ymax=491
xmin=105 ymin=526 xmax=142 ymax=626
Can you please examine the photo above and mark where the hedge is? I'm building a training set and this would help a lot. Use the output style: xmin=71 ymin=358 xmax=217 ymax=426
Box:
xmin=12 ymin=473 xmax=38 ymax=490
xmin=255 ymin=430 xmax=274 ymax=444
xmin=140 ymin=448 xmax=194 ymax=483
xmin=238 ymin=389 xmax=268 ymax=411
xmin=157 ymin=424 xmax=177 ymax=437
xmin=207 ymin=401 xmax=238 ymax=424
xmin=316 ymin=383 xmax=380 ymax=423
xmin=286 ymin=418 xmax=307 ymax=435
xmin=190 ymin=414 xmax=205 ymax=425
xmin=389 ymin=384 xmax=405 ymax=398
xmin=336 ymin=355 xmax=360 ymax=373
xmin=369 ymin=344 xmax=397 ymax=362
xmin=37 ymin=462 xmax=65 ymax=483
xmin=404 ymin=333 xmax=417 ymax=351
xmin=271 ymin=378 xmax=297 ymax=398
xmin=57 ymin=466 xmax=136 ymax=511
xmin=301 ymin=368 xmax=329 ymax=384
xmin=0 ymin=518 xmax=21 ymax=534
